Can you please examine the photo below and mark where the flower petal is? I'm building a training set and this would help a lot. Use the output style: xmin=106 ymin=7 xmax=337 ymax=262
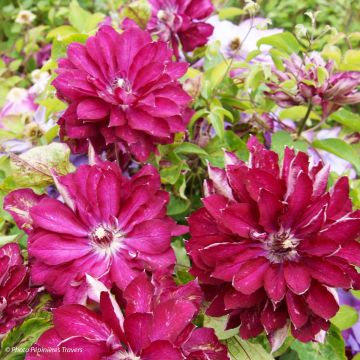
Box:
xmin=284 ymin=262 xmax=311 ymax=295
xmin=30 ymin=198 xmax=88 ymax=237
xmin=233 ymin=258 xmax=269 ymax=295
xmin=306 ymin=283 xmax=339 ymax=319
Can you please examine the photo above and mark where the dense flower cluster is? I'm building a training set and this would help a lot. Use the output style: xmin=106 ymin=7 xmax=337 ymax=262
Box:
xmin=5 ymin=160 xmax=185 ymax=304
xmin=0 ymin=243 xmax=38 ymax=335
xmin=148 ymin=0 xmax=214 ymax=57
xmin=2 ymin=0 xmax=360 ymax=355
xmin=265 ymin=53 xmax=360 ymax=118
xmin=53 ymin=25 xmax=192 ymax=161
xmin=28 ymin=273 xmax=228 ymax=359
xmin=186 ymin=137 xmax=360 ymax=342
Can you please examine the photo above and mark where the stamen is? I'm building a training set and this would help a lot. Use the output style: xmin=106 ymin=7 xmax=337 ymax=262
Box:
xmin=265 ymin=230 xmax=299 ymax=263
xmin=90 ymin=224 xmax=125 ymax=256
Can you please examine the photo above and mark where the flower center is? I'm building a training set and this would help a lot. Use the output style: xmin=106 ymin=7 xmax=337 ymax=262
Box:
xmin=114 ymin=77 xmax=132 ymax=93
xmin=90 ymin=224 xmax=125 ymax=257
xmin=265 ymin=230 xmax=299 ymax=263
xmin=157 ymin=8 xmax=176 ymax=27
xmin=117 ymin=350 xmax=140 ymax=360
xmin=229 ymin=37 xmax=242 ymax=51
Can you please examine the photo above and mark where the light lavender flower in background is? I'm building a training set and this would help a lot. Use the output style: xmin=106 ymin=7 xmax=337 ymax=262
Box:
xmin=207 ymin=16 xmax=282 ymax=61
xmin=0 ymin=88 xmax=37 ymax=121
xmin=1 ymin=106 xmax=55 ymax=154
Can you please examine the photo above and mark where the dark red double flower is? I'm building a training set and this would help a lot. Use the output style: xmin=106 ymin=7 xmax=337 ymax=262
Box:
xmin=187 ymin=137 xmax=360 ymax=342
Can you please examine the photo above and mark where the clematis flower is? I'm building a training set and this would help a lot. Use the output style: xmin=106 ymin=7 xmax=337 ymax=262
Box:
xmin=15 ymin=10 xmax=36 ymax=25
xmin=53 ymin=25 xmax=192 ymax=161
xmin=0 ymin=243 xmax=38 ymax=336
xmin=147 ymin=0 xmax=214 ymax=57
xmin=208 ymin=16 xmax=282 ymax=61
xmin=4 ymin=160 xmax=186 ymax=304
xmin=265 ymin=53 xmax=360 ymax=118
xmin=186 ymin=136 xmax=360 ymax=343
xmin=27 ymin=274 xmax=228 ymax=359
xmin=0 ymin=106 xmax=55 ymax=154
xmin=0 ymin=88 xmax=37 ymax=121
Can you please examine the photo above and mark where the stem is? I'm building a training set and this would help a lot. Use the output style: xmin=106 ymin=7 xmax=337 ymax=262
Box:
xmin=297 ymin=102 xmax=313 ymax=136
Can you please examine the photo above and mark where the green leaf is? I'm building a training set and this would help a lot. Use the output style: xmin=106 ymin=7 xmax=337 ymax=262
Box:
xmin=174 ymin=143 xmax=208 ymax=156
xmin=271 ymin=131 xmax=308 ymax=159
xmin=167 ymin=195 xmax=190 ymax=216
xmin=188 ymin=108 xmax=209 ymax=137
xmin=341 ymin=50 xmax=360 ymax=71
xmin=10 ymin=143 xmax=75 ymax=187
xmin=47 ymin=25 xmax=77 ymax=40
xmin=224 ymin=131 xmax=249 ymax=161
xmin=226 ymin=335 xmax=274 ymax=360
xmin=68 ymin=0 xmax=89 ymax=32
xmin=0 ymin=234 xmax=21 ymax=247
xmin=245 ymin=64 xmax=265 ymax=91
xmin=330 ymin=108 xmax=360 ymax=132
xmin=83 ymin=13 xmax=106 ymax=33
xmin=322 ymin=45 xmax=342 ymax=66
xmin=121 ymin=0 xmax=151 ymax=28
xmin=257 ymin=32 xmax=301 ymax=54
xmin=279 ymin=106 xmax=320 ymax=121
xmin=317 ymin=67 xmax=329 ymax=86
xmin=172 ymin=238 xmax=190 ymax=267
xmin=0 ymin=312 xmax=52 ymax=359
xmin=270 ymin=49 xmax=285 ymax=70
xmin=208 ymin=112 xmax=225 ymax=139
xmin=312 ymin=138 xmax=360 ymax=173
xmin=352 ymin=290 xmax=360 ymax=300
xmin=160 ymin=163 xmax=183 ymax=185
xmin=218 ymin=7 xmax=245 ymax=20
xmin=42 ymin=125 xmax=60 ymax=144
xmin=203 ymin=316 xmax=239 ymax=340
xmin=207 ymin=61 xmax=229 ymax=90
xmin=51 ymin=32 xmax=88 ymax=59
xmin=51 ymin=39 xmax=67 ymax=60
xmin=38 ymin=98 xmax=67 ymax=116
xmin=290 ymin=325 xmax=346 ymax=360
xmin=8 ymin=59 xmax=22 ymax=72
xmin=212 ymin=106 xmax=234 ymax=122
xmin=331 ymin=305 xmax=359 ymax=330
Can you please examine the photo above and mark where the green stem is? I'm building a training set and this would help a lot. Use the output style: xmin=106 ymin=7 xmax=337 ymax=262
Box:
xmin=297 ymin=102 xmax=313 ymax=136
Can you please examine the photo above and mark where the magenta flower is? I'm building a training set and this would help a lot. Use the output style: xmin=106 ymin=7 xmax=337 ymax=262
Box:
xmin=265 ymin=53 xmax=360 ymax=118
xmin=53 ymin=25 xmax=192 ymax=161
xmin=27 ymin=273 xmax=228 ymax=359
xmin=0 ymin=243 xmax=38 ymax=335
xmin=4 ymin=160 xmax=186 ymax=304
xmin=147 ymin=0 xmax=214 ymax=57
xmin=186 ymin=136 xmax=360 ymax=343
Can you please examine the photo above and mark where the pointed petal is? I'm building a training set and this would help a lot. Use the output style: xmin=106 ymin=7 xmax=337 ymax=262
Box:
xmin=284 ymin=262 xmax=311 ymax=295
xmin=306 ymin=283 xmax=339 ymax=319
